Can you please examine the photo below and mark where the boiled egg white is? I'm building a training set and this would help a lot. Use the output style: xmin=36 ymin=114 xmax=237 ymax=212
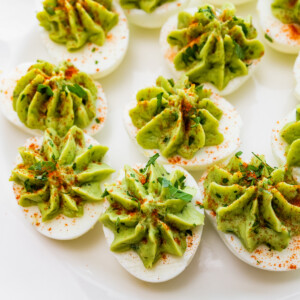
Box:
xmin=0 ymin=62 xmax=108 ymax=137
xmin=36 ymin=1 xmax=129 ymax=79
xmin=121 ymin=0 xmax=190 ymax=29
xmin=160 ymin=7 xmax=262 ymax=96
xmin=257 ymin=0 xmax=300 ymax=54
xmin=101 ymin=163 xmax=204 ymax=282
xmin=198 ymin=168 xmax=300 ymax=271
xmin=294 ymin=53 xmax=300 ymax=101
xmin=124 ymin=87 xmax=242 ymax=171
xmin=12 ymin=134 xmax=112 ymax=240
xmin=271 ymin=108 xmax=300 ymax=183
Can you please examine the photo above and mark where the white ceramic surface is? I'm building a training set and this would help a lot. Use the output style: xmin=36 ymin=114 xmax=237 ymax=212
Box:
xmin=0 ymin=0 xmax=300 ymax=299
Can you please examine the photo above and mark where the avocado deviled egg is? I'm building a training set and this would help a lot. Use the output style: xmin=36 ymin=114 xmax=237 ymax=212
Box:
xmin=10 ymin=126 xmax=114 ymax=240
xmin=272 ymin=105 xmax=300 ymax=183
xmin=124 ymin=75 xmax=242 ymax=170
xmin=0 ymin=60 xmax=107 ymax=136
xmin=100 ymin=154 xmax=204 ymax=282
xmin=160 ymin=4 xmax=265 ymax=96
xmin=119 ymin=0 xmax=190 ymax=28
xmin=36 ymin=0 xmax=129 ymax=78
xmin=257 ymin=0 xmax=300 ymax=54
xmin=198 ymin=153 xmax=300 ymax=271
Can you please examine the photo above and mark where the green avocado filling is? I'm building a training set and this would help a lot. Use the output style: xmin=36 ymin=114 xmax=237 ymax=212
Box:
xmin=120 ymin=0 xmax=174 ymax=13
xmin=281 ymin=106 xmax=300 ymax=167
xmin=10 ymin=126 xmax=114 ymax=221
xmin=271 ymin=0 xmax=300 ymax=25
xmin=37 ymin=0 xmax=118 ymax=51
xmin=203 ymin=153 xmax=300 ymax=252
xmin=167 ymin=4 xmax=264 ymax=90
xmin=13 ymin=60 xmax=98 ymax=136
xmin=99 ymin=155 xmax=204 ymax=269
xmin=129 ymin=76 xmax=224 ymax=159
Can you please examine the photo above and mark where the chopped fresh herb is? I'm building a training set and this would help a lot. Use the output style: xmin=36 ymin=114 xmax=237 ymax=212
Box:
xmin=191 ymin=116 xmax=201 ymax=128
xmin=116 ymin=217 xmax=120 ymax=233
xmin=72 ymin=163 xmax=77 ymax=170
xmin=235 ymin=151 xmax=243 ymax=158
xmin=101 ymin=189 xmax=109 ymax=197
xmin=37 ymin=84 xmax=54 ymax=97
xmin=24 ymin=179 xmax=39 ymax=192
xmin=45 ymin=6 xmax=55 ymax=15
xmin=168 ymin=79 xmax=175 ymax=87
xmin=233 ymin=41 xmax=244 ymax=60
xmin=188 ymin=136 xmax=195 ymax=146
xmin=95 ymin=60 xmax=99 ymax=64
xmin=66 ymin=83 xmax=87 ymax=99
xmin=52 ymin=154 xmax=56 ymax=161
xmin=216 ymin=193 xmax=221 ymax=198
xmin=156 ymin=92 xmax=163 ymax=114
xmin=92 ymin=47 xmax=96 ymax=52
xmin=158 ymin=177 xmax=192 ymax=202
xmin=140 ymin=153 xmax=160 ymax=173
xmin=197 ymin=203 xmax=204 ymax=209
xmin=29 ymin=161 xmax=56 ymax=172
xmin=163 ymin=136 xmax=170 ymax=143
xmin=251 ymin=152 xmax=275 ymax=174
xmin=186 ymin=229 xmax=193 ymax=236
xmin=264 ymin=33 xmax=273 ymax=43
xmin=48 ymin=139 xmax=54 ymax=147
xmin=88 ymin=145 xmax=93 ymax=149
xmin=172 ymin=111 xmax=179 ymax=121
xmin=195 ymin=85 xmax=204 ymax=93
xmin=95 ymin=118 xmax=100 ymax=123
xmin=222 ymin=178 xmax=229 ymax=184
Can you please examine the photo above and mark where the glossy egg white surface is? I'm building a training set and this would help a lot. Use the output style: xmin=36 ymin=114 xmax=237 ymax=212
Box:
xmin=121 ymin=0 xmax=190 ymax=28
xmin=160 ymin=7 xmax=262 ymax=96
xmin=36 ymin=1 xmax=129 ymax=79
xmin=124 ymin=88 xmax=242 ymax=170
xmin=257 ymin=0 xmax=300 ymax=54
xmin=12 ymin=134 xmax=111 ymax=240
xmin=198 ymin=170 xmax=300 ymax=271
xmin=101 ymin=164 xmax=204 ymax=282
xmin=0 ymin=62 xmax=108 ymax=136
xmin=1 ymin=1 xmax=300 ymax=299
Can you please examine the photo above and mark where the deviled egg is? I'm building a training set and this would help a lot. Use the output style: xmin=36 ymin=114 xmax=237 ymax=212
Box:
xmin=10 ymin=126 xmax=115 ymax=240
xmin=271 ymin=106 xmax=300 ymax=183
xmin=36 ymin=0 xmax=129 ymax=78
xmin=124 ymin=75 xmax=242 ymax=170
xmin=119 ymin=0 xmax=190 ymax=28
xmin=160 ymin=4 xmax=264 ymax=96
xmin=100 ymin=155 xmax=204 ymax=282
xmin=198 ymin=153 xmax=300 ymax=271
xmin=0 ymin=60 xmax=107 ymax=136
xmin=257 ymin=0 xmax=300 ymax=54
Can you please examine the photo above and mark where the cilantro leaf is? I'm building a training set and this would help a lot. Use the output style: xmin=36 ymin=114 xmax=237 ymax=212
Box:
xmin=37 ymin=84 xmax=54 ymax=97
xmin=235 ymin=151 xmax=243 ymax=158
xmin=140 ymin=153 xmax=159 ymax=173
xmin=156 ymin=92 xmax=164 ymax=114
xmin=158 ymin=177 xmax=192 ymax=202
xmin=66 ymin=83 xmax=87 ymax=99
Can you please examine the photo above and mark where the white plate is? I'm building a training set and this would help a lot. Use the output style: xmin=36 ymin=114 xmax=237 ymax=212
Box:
xmin=0 ymin=0 xmax=300 ymax=299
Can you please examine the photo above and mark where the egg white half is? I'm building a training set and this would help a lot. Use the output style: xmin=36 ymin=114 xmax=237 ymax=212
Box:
xmin=101 ymin=163 xmax=204 ymax=282
xmin=294 ymin=53 xmax=300 ymax=101
xmin=198 ymin=170 xmax=300 ymax=271
xmin=271 ymin=108 xmax=300 ymax=183
xmin=257 ymin=0 xmax=300 ymax=54
xmin=12 ymin=134 xmax=112 ymax=240
xmin=0 ymin=62 xmax=108 ymax=137
xmin=160 ymin=7 xmax=261 ymax=96
xmin=124 ymin=89 xmax=242 ymax=171
xmin=207 ymin=0 xmax=254 ymax=4
xmin=121 ymin=0 xmax=190 ymax=29
xmin=36 ymin=1 xmax=129 ymax=79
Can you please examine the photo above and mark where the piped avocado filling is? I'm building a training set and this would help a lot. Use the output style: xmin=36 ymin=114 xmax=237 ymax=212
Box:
xmin=203 ymin=153 xmax=300 ymax=252
xmin=120 ymin=0 xmax=174 ymax=13
xmin=13 ymin=60 xmax=98 ymax=136
xmin=129 ymin=76 xmax=224 ymax=159
xmin=10 ymin=126 xmax=114 ymax=221
xmin=100 ymin=155 xmax=204 ymax=269
xmin=272 ymin=0 xmax=300 ymax=25
xmin=281 ymin=106 xmax=300 ymax=167
xmin=167 ymin=4 xmax=264 ymax=90
xmin=37 ymin=0 xmax=119 ymax=51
